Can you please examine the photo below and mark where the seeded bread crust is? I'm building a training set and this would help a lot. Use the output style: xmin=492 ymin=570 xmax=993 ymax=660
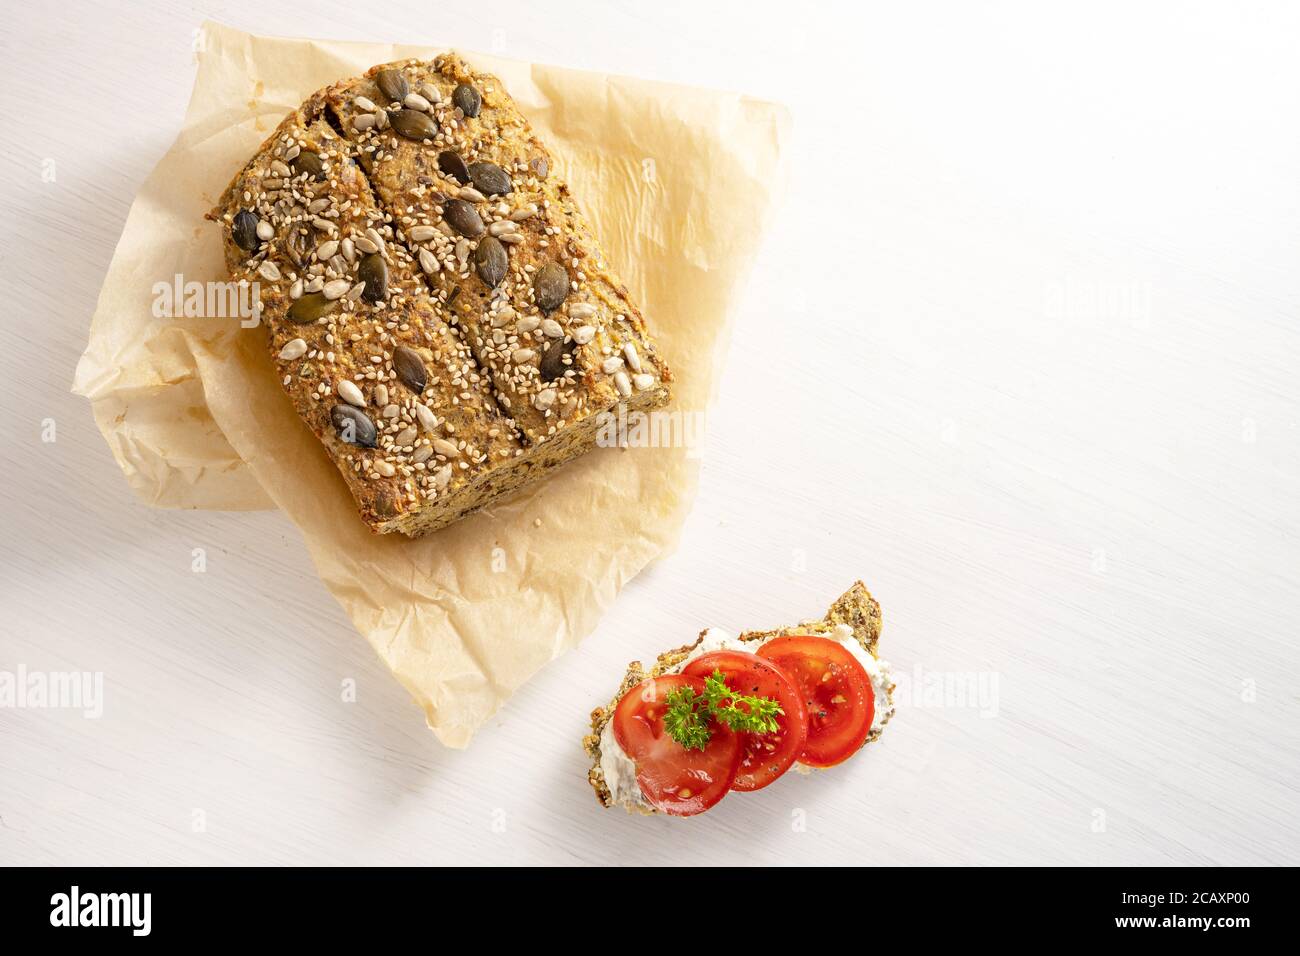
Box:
xmin=210 ymin=99 xmax=527 ymax=531
xmin=207 ymin=55 xmax=672 ymax=536
xmin=582 ymin=582 xmax=893 ymax=811
xmin=326 ymin=55 xmax=672 ymax=445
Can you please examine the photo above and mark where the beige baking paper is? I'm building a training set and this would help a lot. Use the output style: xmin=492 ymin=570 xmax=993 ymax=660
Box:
xmin=72 ymin=21 xmax=789 ymax=747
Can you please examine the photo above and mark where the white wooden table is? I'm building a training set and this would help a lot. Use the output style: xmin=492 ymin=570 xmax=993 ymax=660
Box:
xmin=2 ymin=0 xmax=1298 ymax=866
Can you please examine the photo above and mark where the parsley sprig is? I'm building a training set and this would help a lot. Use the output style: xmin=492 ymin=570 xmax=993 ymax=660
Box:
xmin=663 ymin=670 xmax=784 ymax=751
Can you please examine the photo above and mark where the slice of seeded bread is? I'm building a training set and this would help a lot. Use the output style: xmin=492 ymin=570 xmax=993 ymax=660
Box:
xmin=582 ymin=581 xmax=893 ymax=811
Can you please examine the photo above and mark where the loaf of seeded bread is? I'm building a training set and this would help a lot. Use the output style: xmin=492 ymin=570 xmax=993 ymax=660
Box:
xmin=582 ymin=582 xmax=894 ymax=812
xmin=208 ymin=55 xmax=672 ymax=535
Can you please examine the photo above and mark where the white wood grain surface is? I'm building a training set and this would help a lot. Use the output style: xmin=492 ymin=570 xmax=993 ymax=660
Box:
xmin=2 ymin=0 xmax=1298 ymax=866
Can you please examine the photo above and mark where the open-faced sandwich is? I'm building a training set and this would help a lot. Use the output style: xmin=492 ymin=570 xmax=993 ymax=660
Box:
xmin=583 ymin=582 xmax=895 ymax=816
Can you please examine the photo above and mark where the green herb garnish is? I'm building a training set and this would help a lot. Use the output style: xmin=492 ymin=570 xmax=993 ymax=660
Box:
xmin=663 ymin=670 xmax=783 ymax=750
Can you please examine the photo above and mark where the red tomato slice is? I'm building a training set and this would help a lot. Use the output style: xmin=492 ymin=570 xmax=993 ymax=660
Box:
xmin=611 ymin=674 xmax=742 ymax=816
xmin=757 ymin=636 xmax=875 ymax=768
xmin=681 ymin=650 xmax=809 ymax=791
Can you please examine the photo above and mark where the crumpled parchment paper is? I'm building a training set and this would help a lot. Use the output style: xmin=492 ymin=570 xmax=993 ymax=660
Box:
xmin=73 ymin=21 xmax=789 ymax=747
